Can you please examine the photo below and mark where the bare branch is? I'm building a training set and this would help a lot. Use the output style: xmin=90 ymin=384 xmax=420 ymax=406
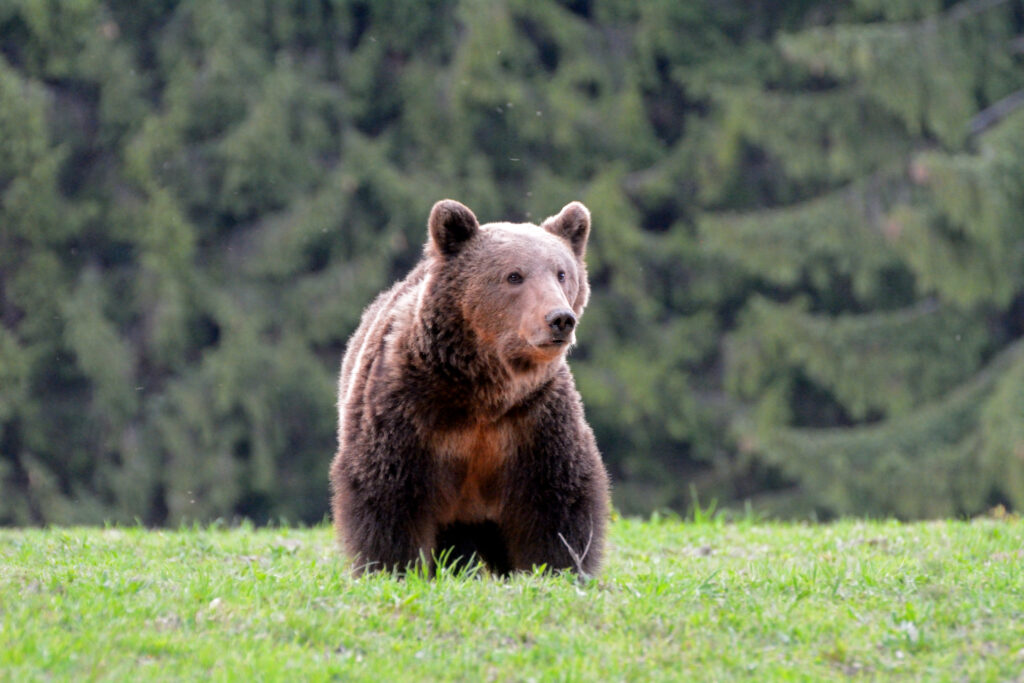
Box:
xmin=557 ymin=516 xmax=594 ymax=579
xmin=968 ymin=89 xmax=1024 ymax=137
xmin=945 ymin=0 xmax=1010 ymax=23
xmin=870 ymin=0 xmax=1009 ymax=35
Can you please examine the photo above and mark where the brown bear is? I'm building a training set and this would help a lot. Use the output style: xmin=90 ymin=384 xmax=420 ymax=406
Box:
xmin=329 ymin=199 xmax=610 ymax=576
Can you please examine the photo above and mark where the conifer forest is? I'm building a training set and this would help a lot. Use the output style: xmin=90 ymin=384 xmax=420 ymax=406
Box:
xmin=2 ymin=0 xmax=1024 ymax=526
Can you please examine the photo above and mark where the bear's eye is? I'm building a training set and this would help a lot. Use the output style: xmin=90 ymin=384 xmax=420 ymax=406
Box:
xmin=507 ymin=272 xmax=524 ymax=285
xmin=557 ymin=270 xmax=566 ymax=282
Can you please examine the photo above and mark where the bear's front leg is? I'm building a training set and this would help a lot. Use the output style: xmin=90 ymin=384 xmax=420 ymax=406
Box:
xmin=330 ymin=434 xmax=437 ymax=575
xmin=500 ymin=408 xmax=610 ymax=576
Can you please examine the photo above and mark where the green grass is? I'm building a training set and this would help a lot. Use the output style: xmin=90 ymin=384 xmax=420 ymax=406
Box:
xmin=1 ymin=515 xmax=1022 ymax=681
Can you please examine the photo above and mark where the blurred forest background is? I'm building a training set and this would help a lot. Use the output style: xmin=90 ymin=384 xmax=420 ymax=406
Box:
xmin=2 ymin=0 xmax=1024 ymax=526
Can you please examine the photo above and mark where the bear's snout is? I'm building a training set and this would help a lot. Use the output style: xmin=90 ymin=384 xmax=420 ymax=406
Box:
xmin=545 ymin=308 xmax=577 ymax=342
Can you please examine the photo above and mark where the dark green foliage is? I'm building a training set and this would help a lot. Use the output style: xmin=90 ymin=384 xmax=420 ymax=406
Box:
xmin=708 ymin=0 xmax=1024 ymax=517
xmin=1 ymin=0 xmax=1023 ymax=524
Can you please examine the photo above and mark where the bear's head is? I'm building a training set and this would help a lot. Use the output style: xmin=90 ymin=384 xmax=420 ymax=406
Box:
xmin=426 ymin=199 xmax=591 ymax=374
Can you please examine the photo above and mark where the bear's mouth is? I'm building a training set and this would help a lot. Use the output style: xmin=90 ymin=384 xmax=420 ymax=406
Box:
xmin=533 ymin=340 xmax=572 ymax=359
xmin=518 ymin=329 xmax=574 ymax=360
xmin=516 ymin=339 xmax=568 ymax=361
xmin=537 ymin=338 xmax=570 ymax=351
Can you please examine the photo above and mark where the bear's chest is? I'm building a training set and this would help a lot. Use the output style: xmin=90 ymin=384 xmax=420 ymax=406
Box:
xmin=432 ymin=422 xmax=514 ymax=524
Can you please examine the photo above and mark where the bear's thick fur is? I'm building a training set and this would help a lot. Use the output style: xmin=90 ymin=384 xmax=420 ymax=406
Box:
xmin=329 ymin=199 xmax=609 ymax=576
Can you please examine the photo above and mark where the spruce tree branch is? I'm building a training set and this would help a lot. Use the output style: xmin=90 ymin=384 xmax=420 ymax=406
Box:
xmin=968 ymin=89 xmax=1024 ymax=137
xmin=899 ymin=0 xmax=1009 ymax=34
xmin=945 ymin=0 xmax=1010 ymax=24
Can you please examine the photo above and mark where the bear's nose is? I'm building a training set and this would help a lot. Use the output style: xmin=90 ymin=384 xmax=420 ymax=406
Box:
xmin=546 ymin=309 xmax=577 ymax=337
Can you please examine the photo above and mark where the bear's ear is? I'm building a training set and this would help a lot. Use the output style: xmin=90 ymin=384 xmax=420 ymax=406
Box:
xmin=542 ymin=201 xmax=590 ymax=259
xmin=429 ymin=199 xmax=480 ymax=257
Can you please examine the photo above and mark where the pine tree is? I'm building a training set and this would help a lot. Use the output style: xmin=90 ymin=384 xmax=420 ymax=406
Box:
xmin=698 ymin=0 xmax=1024 ymax=517
xmin=4 ymin=0 xmax=1022 ymax=525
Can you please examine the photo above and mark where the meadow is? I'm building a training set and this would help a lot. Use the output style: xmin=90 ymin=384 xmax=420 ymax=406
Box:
xmin=1 ymin=513 xmax=1022 ymax=681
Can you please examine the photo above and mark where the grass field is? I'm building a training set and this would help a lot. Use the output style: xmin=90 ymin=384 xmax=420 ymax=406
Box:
xmin=1 ymin=513 xmax=1022 ymax=681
